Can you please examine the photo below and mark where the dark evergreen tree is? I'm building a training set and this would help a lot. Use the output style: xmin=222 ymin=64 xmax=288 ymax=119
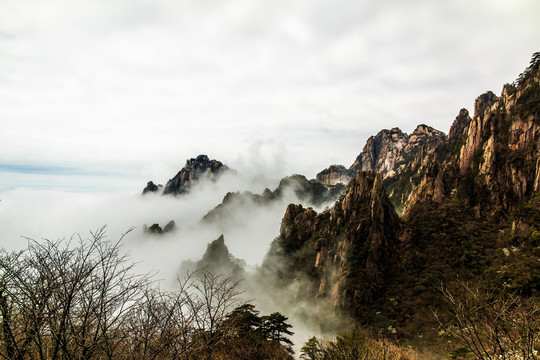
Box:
xmin=261 ymin=312 xmax=294 ymax=354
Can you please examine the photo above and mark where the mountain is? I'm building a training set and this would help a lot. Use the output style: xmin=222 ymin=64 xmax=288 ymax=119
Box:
xmin=202 ymin=174 xmax=346 ymax=225
xmin=143 ymin=220 xmax=176 ymax=234
xmin=163 ymin=155 xmax=231 ymax=195
xmin=316 ymin=165 xmax=353 ymax=185
xmin=179 ymin=234 xmax=244 ymax=278
xmin=259 ymin=53 xmax=540 ymax=351
xmin=263 ymin=171 xmax=400 ymax=314
xmin=142 ymin=155 xmax=230 ymax=196
xmin=141 ymin=181 xmax=162 ymax=195
xmin=315 ymin=125 xmax=447 ymax=211
xmin=402 ymin=61 xmax=540 ymax=217
xmin=349 ymin=125 xmax=447 ymax=180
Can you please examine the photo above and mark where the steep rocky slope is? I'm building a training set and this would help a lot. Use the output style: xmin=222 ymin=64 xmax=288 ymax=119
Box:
xmin=316 ymin=124 xmax=447 ymax=212
xmin=263 ymin=171 xmax=400 ymax=315
xmin=403 ymin=57 xmax=540 ymax=217
xmin=349 ymin=125 xmax=446 ymax=180
xmin=260 ymin=54 xmax=540 ymax=351
xmin=316 ymin=165 xmax=353 ymax=185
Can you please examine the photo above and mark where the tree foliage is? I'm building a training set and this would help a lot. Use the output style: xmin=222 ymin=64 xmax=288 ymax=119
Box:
xmin=0 ymin=227 xmax=294 ymax=360
xmin=515 ymin=52 xmax=540 ymax=86
xmin=435 ymin=281 xmax=540 ymax=360
xmin=300 ymin=327 xmax=417 ymax=360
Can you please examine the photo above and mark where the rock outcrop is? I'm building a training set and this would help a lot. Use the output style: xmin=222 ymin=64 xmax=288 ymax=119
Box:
xmin=316 ymin=165 xmax=353 ymax=185
xmin=318 ymin=171 xmax=400 ymax=309
xmin=142 ymin=181 xmax=162 ymax=195
xmin=265 ymin=171 xmax=400 ymax=314
xmin=349 ymin=125 xmax=446 ymax=180
xmin=143 ymin=220 xmax=177 ymax=235
xmin=162 ymin=155 xmax=230 ymax=196
xmin=180 ymin=235 xmax=243 ymax=278
xmin=403 ymin=59 xmax=540 ymax=216
xmin=350 ymin=128 xmax=409 ymax=178
xmin=343 ymin=125 xmax=447 ymax=212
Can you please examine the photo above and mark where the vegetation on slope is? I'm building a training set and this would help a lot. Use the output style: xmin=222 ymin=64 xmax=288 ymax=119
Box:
xmin=0 ymin=228 xmax=295 ymax=360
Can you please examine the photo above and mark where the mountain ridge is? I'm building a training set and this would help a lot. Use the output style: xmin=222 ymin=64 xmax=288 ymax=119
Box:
xmin=258 ymin=52 xmax=540 ymax=352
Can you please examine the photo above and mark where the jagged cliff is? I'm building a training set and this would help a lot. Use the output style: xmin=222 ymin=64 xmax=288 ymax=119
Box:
xmin=403 ymin=57 xmax=540 ymax=216
xmin=160 ymin=155 xmax=230 ymax=196
xmin=317 ymin=171 xmax=400 ymax=310
xmin=349 ymin=125 xmax=446 ymax=180
xmin=264 ymin=171 xmax=400 ymax=314
xmin=316 ymin=125 xmax=447 ymax=212
xmin=142 ymin=181 xmax=162 ymax=195
xmin=350 ymin=128 xmax=409 ymax=178
xmin=329 ymin=57 xmax=540 ymax=217
xmin=143 ymin=220 xmax=176 ymax=234
xmin=316 ymin=165 xmax=353 ymax=185
xmin=261 ymin=54 xmax=540 ymax=342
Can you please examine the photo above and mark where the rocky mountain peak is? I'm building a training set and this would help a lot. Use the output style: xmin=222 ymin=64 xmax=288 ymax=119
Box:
xmin=403 ymin=57 xmax=540 ymax=215
xmin=180 ymin=234 xmax=243 ymax=278
xmin=347 ymin=124 xmax=446 ymax=183
xmin=411 ymin=124 xmax=438 ymax=136
xmin=162 ymin=155 xmax=229 ymax=195
xmin=448 ymin=109 xmax=471 ymax=141
xmin=473 ymin=91 xmax=498 ymax=119
xmin=316 ymin=164 xmax=353 ymax=185
xmin=201 ymin=234 xmax=229 ymax=264
xmin=142 ymin=181 xmax=162 ymax=195
xmin=349 ymin=128 xmax=409 ymax=178
xmin=406 ymin=125 xmax=446 ymax=149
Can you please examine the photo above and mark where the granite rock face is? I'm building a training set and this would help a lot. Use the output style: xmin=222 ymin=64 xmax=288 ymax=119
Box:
xmin=316 ymin=165 xmax=353 ymax=186
xmin=349 ymin=126 xmax=447 ymax=179
xmin=404 ymin=61 xmax=540 ymax=216
xmin=266 ymin=171 xmax=400 ymax=313
xmin=339 ymin=125 xmax=447 ymax=212
xmin=320 ymin=171 xmax=400 ymax=308
xmin=349 ymin=128 xmax=409 ymax=178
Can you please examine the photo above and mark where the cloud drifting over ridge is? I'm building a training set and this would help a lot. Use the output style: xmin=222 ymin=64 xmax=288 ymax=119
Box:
xmin=0 ymin=171 xmax=331 ymax=284
xmin=1 ymin=0 xmax=539 ymax=190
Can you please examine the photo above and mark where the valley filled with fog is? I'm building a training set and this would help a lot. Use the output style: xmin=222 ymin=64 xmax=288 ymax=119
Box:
xmin=0 ymin=171 xmax=322 ymax=281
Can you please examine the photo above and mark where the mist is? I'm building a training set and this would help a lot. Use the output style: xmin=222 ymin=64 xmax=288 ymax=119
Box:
xmin=0 ymin=168 xmax=348 ymax=357
xmin=0 ymin=168 xmax=331 ymax=281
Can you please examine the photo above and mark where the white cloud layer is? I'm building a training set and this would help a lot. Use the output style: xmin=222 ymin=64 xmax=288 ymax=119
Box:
xmin=0 ymin=171 xmax=335 ymax=286
xmin=0 ymin=172 xmax=286 ymax=280
xmin=1 ymin=0 xmax=539 ymax=190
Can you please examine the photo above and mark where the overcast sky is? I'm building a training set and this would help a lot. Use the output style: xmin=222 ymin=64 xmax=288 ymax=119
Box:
xmin=1 ymin=0 xmax=539 ymax=191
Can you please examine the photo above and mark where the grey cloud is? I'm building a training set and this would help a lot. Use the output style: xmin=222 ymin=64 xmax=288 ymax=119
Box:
xmin=1 ymin=0 xmax=539 ymax=191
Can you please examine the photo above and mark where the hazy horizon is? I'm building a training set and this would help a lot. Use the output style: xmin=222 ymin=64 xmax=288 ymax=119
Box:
xmin=1 ymin=0 xmax=539 ymax=191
